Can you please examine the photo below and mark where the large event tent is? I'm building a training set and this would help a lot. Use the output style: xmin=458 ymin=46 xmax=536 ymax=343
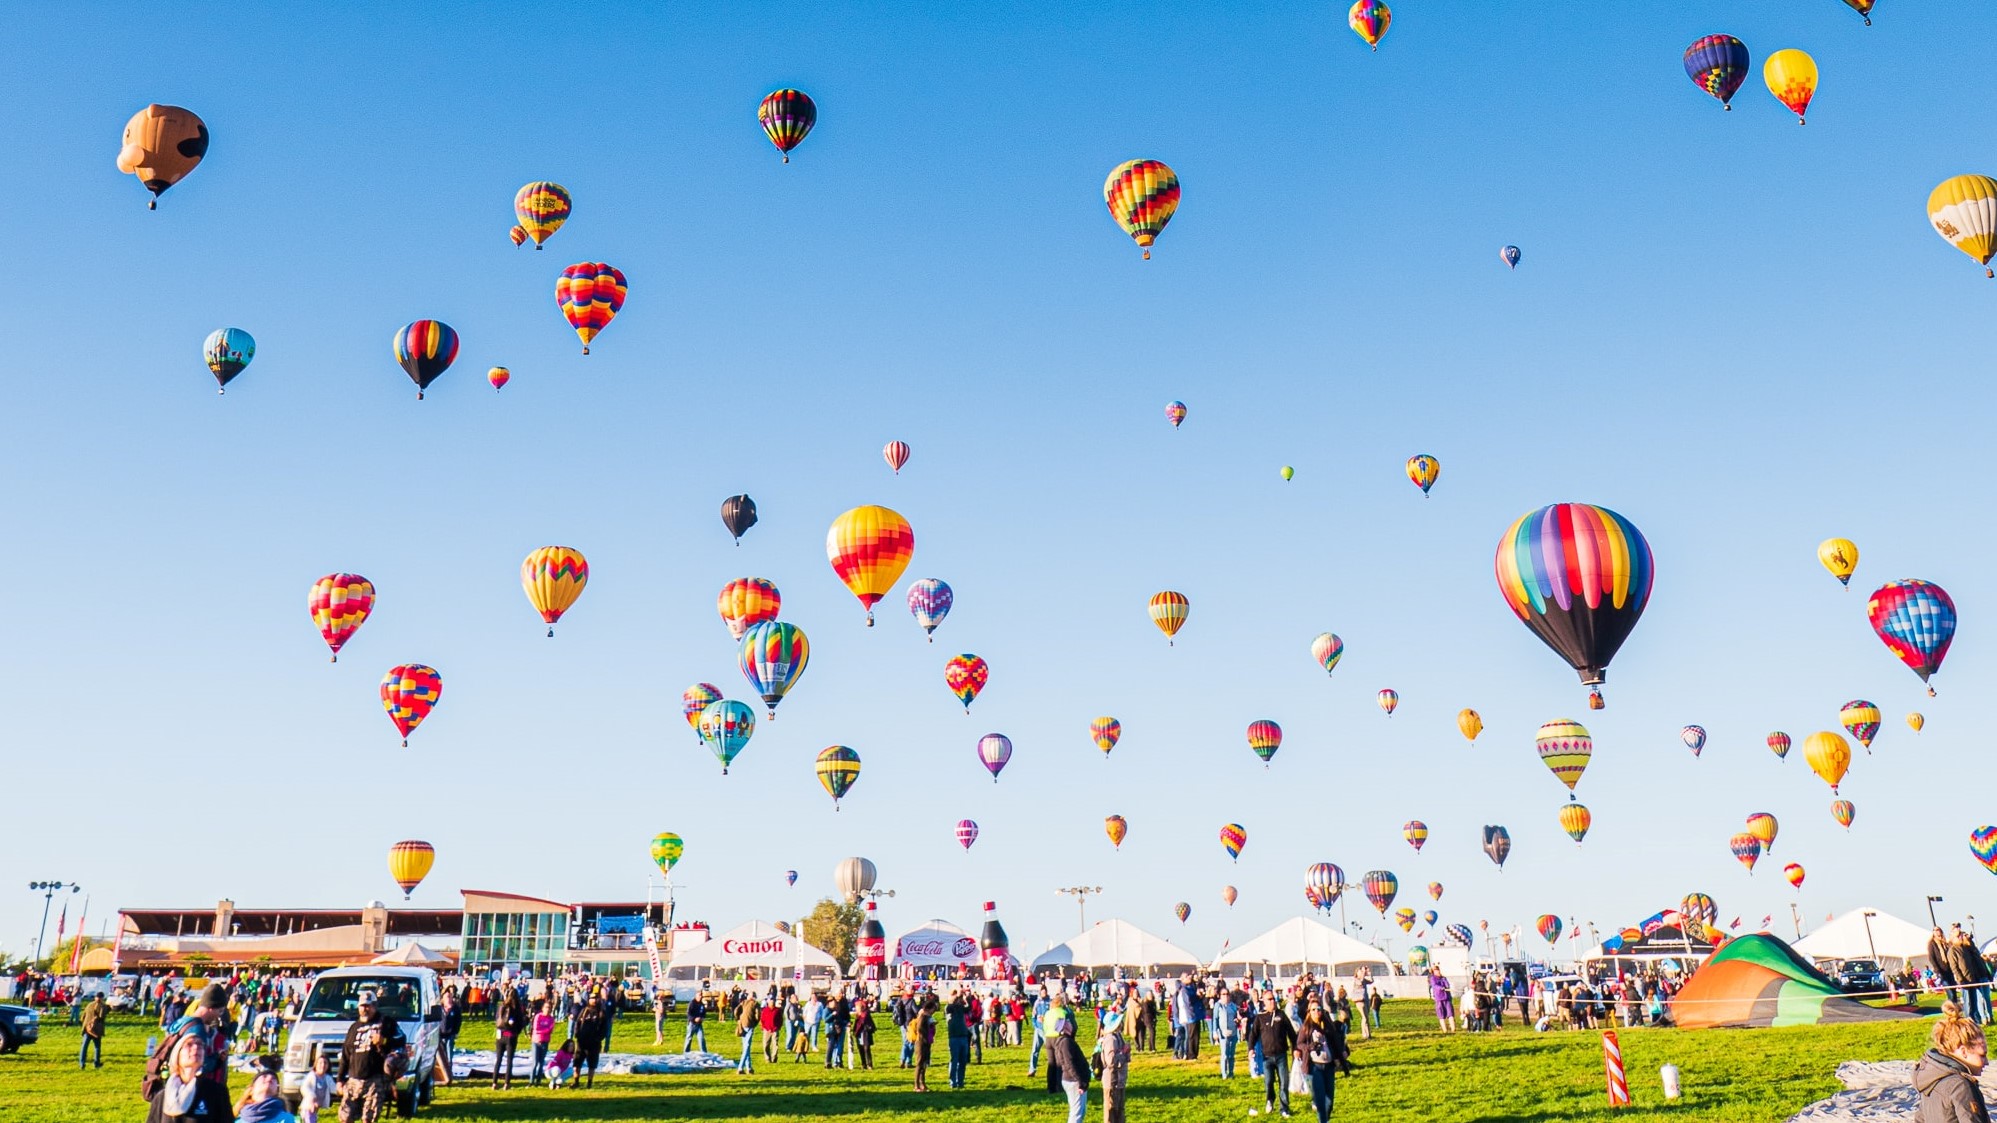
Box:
xmin=1030 ymin=920 xmax=1203 ymax=978
xmin=665 ymin=920 xmax=840 ymax=985
xmin=1211 ymin=917 xmax=1393 ymax=979
xmin=1793 ymin=908 xmax=1932 ymax=972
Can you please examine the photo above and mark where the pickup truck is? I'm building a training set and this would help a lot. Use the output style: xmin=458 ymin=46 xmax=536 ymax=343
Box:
xmin=0 ymin=1003 xmax=38 ymax=1053
xmin=282 ymin=967 xmax=442 ymax=1116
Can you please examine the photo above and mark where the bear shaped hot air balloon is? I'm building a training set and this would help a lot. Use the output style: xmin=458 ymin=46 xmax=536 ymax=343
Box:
xmin=117 ymin=104 xmax=208 ymax=208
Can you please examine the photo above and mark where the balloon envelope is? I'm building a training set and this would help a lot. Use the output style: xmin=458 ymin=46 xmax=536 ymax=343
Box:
xmin=1348 ymin=0 xmax=1390 ymax=49
xmin=117 ymin=104 xmax=208 ymax=205
xmin=521 ymin=546 xmax=589 ymax=634
xmin=1495 ymin=503 xmax=1653 ymax=700
xmin=907 ymin=579 xmax=953 ymax=639
xmin=393 ymin=321 xmax=460 ymax=398
xmin=1928 ymin=175 xmax=1997 ymax=276
xmin=758 ymin=89 xmax=816 ymax=161
xmin=1867 ymin=580 xmax=1957 ymax=693
xmin=1311 ymin=633 xmax=1344 ymax=675
xmin=1091 ymin=717 xmax=1121 ymax=756
xmin=1104 ymin=160 xmax=1180 ymax=259
xmin=1481 ymin=826 xmax=1512 ymax=869
xmin=815 ymin=745 xmax=862 ymax=806
xmin=380 ymin=664 xmax=442 ymax=746
xmin=387 ymin=841 xmax=435 ymax=900
xmin=556 ymin=262 xmax=627 ymax=354
xmin=203 ymin=328 xmax=255 ymax=392
xmin=698 ymin=699 xmax=756 ymax=772
xmin=1220 ymin=823 xmax=1247 ymax=861
xmin=739 ymin=622 xmax=810 ymax=715
xmin=650 ymin=833 xmax=684 ymax=875
xmin=1149 ymin=591 xmax=1189 ymax=642
xmin=945 ymin=655 xmax=990 ymax=712
xmin=1362 ymin=870 xmax=1399 ymax=914
xmin=1406 ymin=455 xmax=1440 ymax=496
xmin=1684 ymin=35 xmax=1751 ymax=108
xmin=514 ymin=182 xmax=571 ymax=249
xmin=681 ymin=684 xmax=722 ymax=738
xmin=1818 ymin=538 xmax=1859 ymax=586
xmin=718 ymin=578 xmax=782 ymax=641
xmin=309 ymin=573 xmax=375 ymax=661
xmin=1458 ymin=709 xmax=1483 ymax=743
xmin=721 ymin=495 xmax=758 ymax=542
xmin=1804 ymin=731 xmax=1852 ymax=792
xmin=1535 ymin=719 xmax=1592 ymax=792
xmin=827 ymin=506 xmax=916 ymax=624
xmin=1762 ymin=49 xmax=1818 ymax=123
xmin=1104 ymin=814 xmax=1128 ymax=849
xmin=977 ymin=733 xmax=1013 ymax=781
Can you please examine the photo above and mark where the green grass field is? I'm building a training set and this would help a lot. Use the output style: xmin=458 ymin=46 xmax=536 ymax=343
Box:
xmin=0 ymin=1002 xmax=1932 ymax=1122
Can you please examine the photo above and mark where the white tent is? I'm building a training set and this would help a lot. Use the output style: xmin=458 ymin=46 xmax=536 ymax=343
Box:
xmin=1794 ymin=908 xmax=1933 ymax=971
xmin=1212 ymin=917 xmax=1394 ymax=980
xmin=891 ymin=921 xmax=980 ymax=971
xmin=665 ymin=920 xmax=840 ymax=983
xmin=1030 ymin=920 xmax=1203 ymax=978
xmin=372 ymin=942 xmax=454 ymax=967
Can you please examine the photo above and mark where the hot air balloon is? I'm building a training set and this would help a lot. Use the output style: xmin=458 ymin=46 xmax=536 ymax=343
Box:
xmin=1729 ymin=832 xmax=1762 ymax=873
xmin=1311 ymin=633 xmax=1344 ymax=676
xmin=509 ymin=225 xmax=527 ymax=247
xmin=1104 ymin=160 xmax=1180 ymax=260
xmin=1406 ymin=455 xmax=1440 ymax=497
xmin=380 ymin=664 xmax=442 ymax=746
xmin=202 ymin=328 xmax=255 ymax=394
xmin=1220 ymin=823 xmax=1247 ymax=862
xmin=907 ymin=579 xmax=953 ymax=640
xmin=955 ymin=819 xmax=979 ymax=850
xmin=1306 ymin=863 xmax=1343 ymax=908
xmin=650 ymin=832 xmax=684 ymax=875
xmin=977 ymin=733 xmax=1013 ymax=782
xmin=1831 ymin=799 xmax=1855 ymax=829
xmin=487 ymin=366 xmax=510 ymax=392
xmin=1423 ymin=910 xmax=1438 ymax=926
xmin=833 ymin=857 xmax=875 ymax=902
xmin=944 ymin=655 xmax=989 ymax=712
xmin=1682 ymin=725 xmax=1707 ymax=758
xmin=1165 ymin=401 xmax=1187 ymax=428
xmin=827 ymin=506 xmax=915 ymax=625
xmin=1535 ymin=719 xmax=1592 ymax=794
xmin=1149 ymin=591 xmax=1190 ymax=644
xmin=1782 ymin=863 xmax=1806 ymax=890
xmin=1377 ymin=689 xmax=1399 ymax=716
xmin=1458 ymin=709 xmax=1483 ymax=743
xmin=521 ymin=546 xmax=589 ymax=636
xmin=1804 ymin=731 xmax=1852 ymax=793
xmin=721 ymin=495 xmax=758 ymax=544
xmin=514 ymin=182 xmax=571 ymax=249
xmin=117 ymin=104 xmax=208 ymax=208
xmin=1174 ymin=902 xmax=1191 ymax=925
xmin=1394 ymin=908 xmax=1417 ymax=933
xmin=1818 ymin=538 xmax=1859 ymax=587
xmin=1908 ymin=712 xmax=1925 ymax=734
xmin=1482 ymin=826 xmax=1511 ymax=870
xmin=883 ymin=441 xmax=910 ymax=474
xmin=1304 ymin=884 xmax=1325 ymax=912
xmin=1867 ymin=580 xmax=1957 ymax=695
xmin=1222 ymin=885 xmax=1238 ymax=908
xmin=758 ymin=89 xmax=816 ymax=162
xmin=1408 ymin=945 xmax=1430 ymax=969
xmin=393 ymin=320 xmax=459 ymax=399
xmin=1403 ymin=821 xmax=1429 ymax=853
xmin=681 ymin=684 xmax=722 ymax=739
xmin=1768 ymin=732 xmax=1792 ymax=760
xmin=1105 ymin=814 xmax=1128 ymax=850
xmin=1842 ymin=0 xmax=1875 ymax=25
xmin=556 ymin=262 xmax=626 ymax=354
xmin=1684 ymin=35 xmax=1751 ymax=110
xmin=1501 ymin=245 xmax=1522 ymax=269
xmin=1682 ymin=893 xmax=1718 ymax=930
xmin=387 ymin=841 xmax=435 ymax=900
xmin=1929 ymin=176 xmax=1997 ymax=279
xmin=1362 ymin=871 xmax=1399 ymax=914
xmin=1246 ymin=720 xmax=1282 ymax=766
xmin=1536 ymin=915 xmax=1562 ymax=945
xmin=1428 ymin=882 xmax=1443 ymax=901
xmin=1348 ymin=0 xmax=1390 ymax=50
xmin=787 ymin=870 xmax=800 ymax=889
xmin=1970 ymin=827 xmax=1997 ymax=875
xmin=1091 ymin=717 xmax=1122 ymax=757
xmin=1745 ymin=812 xmax=1779 ymax=854
xmin=1763 ymin=49 xmax=1818 ymax=124
xmin=718 ymin=578 xmax=782 ymax=641
xmin=1496 ymin=504 xmax=1653 ymax=706
xmin=816 ymin=746 xmax=862 ymax=808
xmin=1840 ymin=701 xmax=1880 ymax=752
xmin=1558 ymin=803 xmax=1592 ymax=843
xmin=309 ymin=573 xmax=375 ymax=662
xmin=739 ymin=621 xmax=809 ymax=716
xmin=1280 ymin=466 xmax=1295 ymax=482
xmin=698 ymin=699 xmax=756 ymax=773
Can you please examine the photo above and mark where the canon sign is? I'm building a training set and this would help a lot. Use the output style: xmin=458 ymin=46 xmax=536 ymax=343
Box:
xmin=723 ymin=938 xmax=786 ymax=956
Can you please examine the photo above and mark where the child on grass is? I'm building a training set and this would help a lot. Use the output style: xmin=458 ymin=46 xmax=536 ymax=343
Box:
xmin=546 ymin=1038 xmax=577 ymax=1089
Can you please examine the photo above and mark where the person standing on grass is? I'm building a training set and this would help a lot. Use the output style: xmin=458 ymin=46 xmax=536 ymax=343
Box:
xmin=761 ymin=989 xmax=782 ymax=1063
xmin=913 ymin=994 xmax=937 ymax=1092
xmin=853 ymin=994 xmax=877 ymax=1069
xmin=1028 ymin=984 xmax=1054 ymax=1075
xmin=1298 ymin=995 xmax=1343 ymax=1123
xmin=683 ymin=992 xmax=708 ymax=1053
xmin=1915 ymin=1000 xmax=1991 ymax=1123
xmin=734 ymin=989 xmax=757 ymax=1074
xmin=1213 ymin=986 xmax=1241 ymax=1080
xmin=1048 ymin=1014 xmax=1091 ymax=1123
xmin=298 ymin=1054 xmax=337 ymax=1123
xmin=435 ymin=988 xmax=460 ymax=1085
xmin=492 ymin=993 xmax=524 ymax=1090
xmin=80 ymin=991 xmax=107 ymax=1069
xmin=965 ymin=988 xmax=984 ymax=1063
xmin=1429 ymin=968 xmax=1456 ymax=1033
xmin=1099 ymin=1006 xmax=1131 ymax=1123
xmin=573 ymin=995 xmax=607 ymax=1089
xmin=527 ymin=999 xmax=555 ymax=1085
xmin=1251 ymin=992 xmax=1295 ymax=1119
xmin=945 ymin=988 xmax=972 ymax=1089
xmin=336 ymin=994 xmax=405 ymax=1123
xmin=825 ymin=993 xmax=850 ymax=1069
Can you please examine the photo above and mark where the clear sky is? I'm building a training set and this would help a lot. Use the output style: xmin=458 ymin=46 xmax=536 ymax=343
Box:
xmin=4 ymin=1 xmax=1993 ymax=967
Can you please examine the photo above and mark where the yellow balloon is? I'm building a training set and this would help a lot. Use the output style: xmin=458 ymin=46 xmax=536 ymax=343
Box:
xmin=1907 ymin=712 xmax=1925 ymax=734
xmin=1803 ymin=731 xmax=1852 ymax=793
xmin=1816 ymin=537 xmax=1859 ymax=587
xmin=1457 ymin=708 xmax=1483 ymax=743
xmin=521 ymin=546 xmax=590 ymax=636
xmin=1929 ymin=175 xmax=1997 ymax=277
xmin=1762 ymin=49 xmax=1818 ymax=124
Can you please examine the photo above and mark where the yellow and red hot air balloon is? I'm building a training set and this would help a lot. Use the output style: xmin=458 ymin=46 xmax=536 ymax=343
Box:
xmin=387 ymin=840 xmax=435 ymax=900
xmin=1535 ymin=719 xmax=1592 ymax=796
xmin=514 ymin=182 xmax=571 ymax=249
xmin=487 ymin=366 xmax=511 ymax=392
xmin=1783 ymin=862 xmax=1806 ymax=890
xmin=1406 ymin=454 xmax=1439 ymax=496
xmin=718 ymin=578 xmax=782 ymax=641
xmin=1745 ymin=812 xmax=1779 ymax=854
xmin=1729 ymin=832 xmax=1762 ymax=873
xmin=1149 ymin=591 xmax=1189 ymax=645
xmin=1091 ymin=717 xmax=1121 ymax=756
xmin=1929 ymin=175 xmax=1997 ymax=279
xmin=509 ymin=225 xmax=527 ymax=247
xmin=944 ymin=654 xmax=990 ymax=712
xmin=556 ymin=262 xmax=626 ymax=354
xmin=1762 ymin=49 xmax=1818 ymax=124
xmin=309 ymin=573 xmax=375 ymax=662
xmin=1104 ymin=815 xmax=1128 ymax=850
xmin=1457 ymin=709 xmax=1483 ymax=743
xmin=1104 ymin=160 xmax=1180 ymax=260
xmin=1376 ymin=688 xmax=1399 ymax=716
xmin=1804 ymin=731 xmax=1852 ymax=793
xmin=521 ymin=547 xmax=589 ymax=636
xmin=1348 ymin=0 xmax=1390 ymax=50
xmin=1558 ymin=803 xmax=1592 ymax=843
xmin=826 ymin=506 xmax=915 ymax=625
xmin=381 ymin=664 xmax=442 ymax=746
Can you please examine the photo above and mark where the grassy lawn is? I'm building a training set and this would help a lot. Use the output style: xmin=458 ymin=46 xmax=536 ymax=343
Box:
xmin=0 ymin=1001 xmax=1933 ymax=1122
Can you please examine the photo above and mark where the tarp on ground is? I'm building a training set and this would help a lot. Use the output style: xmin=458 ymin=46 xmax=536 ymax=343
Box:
xmin=1030 ymin=919 xmax=1202 ymax=976
xmin=1671 ymin=933 xmax=1918 ymax=1029
xmin=1210 ymin=917 xmax=1393 ymax=978
xmin=1794 ymin=908 xmax=1933 ymax=971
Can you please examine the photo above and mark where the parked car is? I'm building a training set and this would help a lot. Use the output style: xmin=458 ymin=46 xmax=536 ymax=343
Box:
xmin=281 ymin=967 xmax=441 ymax=1116
xmin=0 ymin=1003 xmax=40 ymax=1053
xmin=1836 ymin=959 xmax=1887 ymax=995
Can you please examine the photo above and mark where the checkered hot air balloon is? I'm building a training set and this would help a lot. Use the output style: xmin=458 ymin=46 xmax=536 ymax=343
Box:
xmin=977 ymin=733 xmax=1012 ymax=782
xmin=555 ymin=262 xmax=626 ymax=354
xmin=393 ymin=320 xmax=459 ymax=399
xmin=1866 ymin=580 xmax=1956 ymax=696
xmin=1174 ymin=902 xmax=1191 ymax=925
xmin=1362 ymin=871 xmax=1399 ymax=914
xmin=815 ymin=745 xmax=862 ymax=809
xmin=1091 ymin=717 xmax=1121 ymax=757
xmin=739 ymin=621 xmax=810 ymax=716
xmin=906 ymin=579 xmax=952 ymax=641
xmin=650 ymin=832 xmax=684 ymax=875
xmin=827 ymin=506 xmax=916 ymax=625
xmin=513 ymin=182 xmax=570 ymax=250
xmin=718 ymin=578 xmax=782 ymax=642
xmin=1684 ymin=35 xmax=1751 ymax=110
xmin=309 ymin=573 xmax=374 ymax=662
xmin=955 ymin=820 xmax=979 ymax=851
xmin=1840 ymin=701 xmax=1880 ymax=753
xmin=758 ymin=89 xmax=816 ymax=163
xmin=1535 ymin=720 xmax=1592 ymax=795
xmin=380 ymin=664 xmax=442 ymax=746
xmin=521 ymin=546 xmax=589 ymax=637
xmin=944 ymin=654 xmax=989 ymax=712
xmin=1220 ymin=823 xmax=1247 ymax=862
xmin=1104 ymin=160 xmax=1179 ymax=260
xmin=1246 ymin=720 xmax=1282 ymax=767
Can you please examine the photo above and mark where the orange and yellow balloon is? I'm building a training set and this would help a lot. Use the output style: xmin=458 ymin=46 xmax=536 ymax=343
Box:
xmin=1745 ymin=812 xmax=1779 ymax=854
xmin=1149 ymin=591 xmax=1189 ymax=645
xmin=1804 ymin=731 xmax=1853 ymax=794
xmin=522 ymin=546 xmax=589 ymax=636
xmin=388 ymin=840 xmax=435 ymax=900
xmin=514 ymin=182 xmax=572 ymax=249
xmin=556 ymin=262 xmax=627 ymax=354
xmin=826 ymin=506 xmax=915 ymax=625
xmin=1105 ymin=814 xmax=1129 ymax=850
xmin=1457 ymin=709 xmax=1483 ymax=743
xmin=1763 ymin=49 xmax=1818 ymax=124
xmin=1104 ymin=160 xmax=1180 ymax=260
xmin=718 ymin=578 xmax=782 ymax=641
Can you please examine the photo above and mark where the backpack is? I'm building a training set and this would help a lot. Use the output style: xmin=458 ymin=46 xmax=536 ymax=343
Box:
xmin=140 ymin=1029 xmax=189 ymax=1102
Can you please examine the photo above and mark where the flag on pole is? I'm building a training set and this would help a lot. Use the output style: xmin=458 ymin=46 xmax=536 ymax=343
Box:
xmin=68 ymin=898 xmax=89 ymax=976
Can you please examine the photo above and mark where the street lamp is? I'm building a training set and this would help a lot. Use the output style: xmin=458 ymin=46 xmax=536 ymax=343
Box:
xmin=1927 ymin=895 xmax=1945 ymax=929
xmin=28 ymin=881 xmax=79 ymax=965
xmin=1056 ymin=886 xmax=1103 ymax=931
xmin=1861 ymin=910 xmax=1881 ymax=965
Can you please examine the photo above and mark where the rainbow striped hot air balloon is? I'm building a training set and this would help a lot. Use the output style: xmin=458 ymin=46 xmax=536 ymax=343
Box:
xmin=1831 ymin=799 xmax=1855 ymax=829
xmin=1767 ymin=732 xmax=1792 ymax=760
xmin=513 ymin=182 xmax=571 ymax=249
xmin=1306 ymin=863 xmax=1343 ymax=909
xmin=718 ymin=578 xmax=782 ymax=642
xmin=1104 ymin=160 xmax=1180 ymax=260
xmin=380 ymin=664 xmax=442 ymax=746
xmin=309 ymin=573 xmax=374 ymax=662
xmin=487 ymin=366 xmax=510 ymax=392
xmin=1348 ymin=0 xmax=1390 ymax=50
xmin=1246 ymin=720 xmax=1282 ymax=767
xmin=1536 ymin=915 xmax=1563 ymax=945
xmin=1495 ymin=503 xmax=1654 ymax=706
xmin=815 ymin=745 xmax=862 ymax=809
xmin=521 ymin=546 xmax=589 ymax=636
xmin=1311 ymin=633 xmax=1344 ymax=676
xmin=1867 ymin=580 xmax=1957 ymax=696
xmin=556 ymin=262 xmax=626 ymax=354
xmin=1403 ymin=821 xmax=1429 ymax=853
xmin=758 ymin=89 xmax=816 ymax=162
xmin=393 ymin=320 xmax=459 ymax=399
xmin=1149 ymin=591 xmax=1189 ymax=644
xmin=1220 ymin=823 xmax=1247 ymax=862
xmin=828 ymin=506 xmax=916 ymax=626
xmin=1376 ymin=689 xmax=1399 ymax=716
xmin=1091 ymin=717 xmax=1121 ymax=757
xmin=387 ymin=841 xmax=435 ymax=900
xmin=1535 ymin=719 xmax=1592 ymax=796
xmin=1729 ymin=832 xmax=1762 ymax=873
xmin=944 ymin=655 xmax=989 ymax=712
xmin=739 ymin=621 xmax=810 ymax=716
xmin=977 ymin=733 xmax=1013 ymax=782
xmin=1362 ymin=871 xmax=1399 ymax=914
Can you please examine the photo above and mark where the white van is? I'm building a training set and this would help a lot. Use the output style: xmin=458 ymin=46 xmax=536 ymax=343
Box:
xmin=281 ymin=966 xmax=442 ymax=1116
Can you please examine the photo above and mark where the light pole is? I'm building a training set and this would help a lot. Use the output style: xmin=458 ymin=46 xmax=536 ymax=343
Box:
xmin=1790 ymin=902 xmax=1803 ymax=941
xmin=1861 ymin=910 xmax=1881 ymax=965
xmin=1056 ymin=886 xmax=1103 ymax=931
xmin=28 ymin=881 xmax=79 ymax=965
xmin=1927 ymin=895 xmax=1945 ymax=929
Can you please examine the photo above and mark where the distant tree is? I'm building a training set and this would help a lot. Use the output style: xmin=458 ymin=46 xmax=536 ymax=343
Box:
xmin=802 ymin=898 xmax=864 ymax=972
xmin=183 ymin=953 xmax=214 ymax=980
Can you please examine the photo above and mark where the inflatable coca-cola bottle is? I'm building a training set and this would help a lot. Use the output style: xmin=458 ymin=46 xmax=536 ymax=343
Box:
xmin=857 ymin=901 xmax=887 ymax=977
xmin=979 ymin=900 xmax=1009 ymax=979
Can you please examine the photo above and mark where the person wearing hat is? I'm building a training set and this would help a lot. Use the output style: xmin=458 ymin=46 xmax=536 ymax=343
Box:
xmin=337 ymin=992 xmax=406 ymax=1123
xmin=164 ymin=983 xmax=235 ymax=1090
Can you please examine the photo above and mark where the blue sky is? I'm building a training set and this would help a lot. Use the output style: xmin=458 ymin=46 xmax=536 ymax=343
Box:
xmin=3 ymin=0 xmax=1992 ymax=966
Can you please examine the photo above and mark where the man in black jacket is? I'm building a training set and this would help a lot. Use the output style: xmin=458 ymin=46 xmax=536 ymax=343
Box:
xmin=1251 ymin=993 xmax=1295 ymax=1118
xmin=337 ymin=994 xmax=407 ymax=1123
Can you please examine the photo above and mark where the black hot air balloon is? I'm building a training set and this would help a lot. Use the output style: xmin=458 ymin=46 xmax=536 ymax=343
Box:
xmin=1481 ymin=825 xmax=1511 ymax=871
xmin=721 ymin=495 xmax=758 ymax=545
